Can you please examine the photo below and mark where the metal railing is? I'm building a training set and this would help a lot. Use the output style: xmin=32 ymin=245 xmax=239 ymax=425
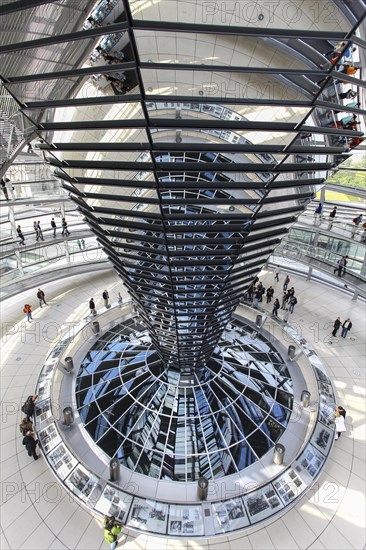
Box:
xmin=0 ymin=83 xmax=34 ymax=170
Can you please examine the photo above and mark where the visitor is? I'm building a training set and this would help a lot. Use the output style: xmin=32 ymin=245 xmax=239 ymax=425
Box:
xmin=341 ymin=318 xmax=352 ymax=338
xmin=334 ymin=406 xmax=347 ymax=439
xmin=89 ymin=298 xmax=97 ymax=316
xmin=272 ymin=298 xmax=280 ymax=317
xmin=23 ymin=304 xmax=33 ymax=322
xmin=22 ymin=431 xmax=40 ymax=460
xmin=36 ymin=288 xmax=47 ymax=307
xmin=103 ymin=515 xmax=122 ymax=550
xmin=332 ymin=317 xmax=341 ymax=337
xmin=21 ymin=395 xmax=37 ymax=421
xmin=103 ymin=289 xmax=110 ymax=308
xmin=17 ymin=225 xmax=25 ymax=245
xmin=328 ymin=206 xmax=337 ymax=230
xmin=51 ymin=218 xmax=57 ymax=237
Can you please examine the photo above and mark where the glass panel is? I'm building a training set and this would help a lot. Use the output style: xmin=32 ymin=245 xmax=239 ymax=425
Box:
xmin=130 ymin=0 xmax=350 ymax=32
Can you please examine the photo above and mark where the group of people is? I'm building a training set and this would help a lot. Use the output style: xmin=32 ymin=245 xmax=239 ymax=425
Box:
xmin=317 ymin=41 xmax=362 ymax=137
xmin=20 ymin=395 xmax=123 ymax=546
xmin=313 ymin=205 xmax=364 ymax=240
xmin=89 ymin=289 xmax=119 ymax=315
xmin=85 ymin=0 xmax=116 ymax=28
xmin=271 ymin=275 xmax=298 ymax=320
xmin=332 ymin=317 xmax=353 ymax=339
xmin=16 ymin=217 xmax=71 ymax=246
xmin=321 ymin=41 xmax=356 ymax=67
xmin=23 ymin=288 xmax=48 ymax=321
xmin=246 ymin=271 xmax=298 ymax=322
xmin=89 ymin=24 xmax=130 ymax=95
xmin=311 ymin=204 xmax=337 ymax=229
xmin=318 ymin=40 xmax=360 ymax=82
xmin=95 ymin=45 xmax=124 ymax=64
xmin=20 ymin=395 xmax=40 ymax=460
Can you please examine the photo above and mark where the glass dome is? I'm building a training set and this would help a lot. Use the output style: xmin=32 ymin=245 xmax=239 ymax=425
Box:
xmin=76 ymin=317 xmax=293 ymax=481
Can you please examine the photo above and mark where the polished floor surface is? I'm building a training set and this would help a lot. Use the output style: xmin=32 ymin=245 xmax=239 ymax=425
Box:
xmin=0 ymin=268 xmax=365 ymax=550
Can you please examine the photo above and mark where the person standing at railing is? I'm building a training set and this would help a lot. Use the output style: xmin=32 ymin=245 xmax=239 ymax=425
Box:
xmin=17 ymin=225 xmax=25 ymax=245
xmin=61 ymin=217 xmax=70 ymax=237
xmin=313 ymin=203 xmax=323 ymax=225
xmin=2 ymin=177 xmax=15 ymax=200
xmin=89 ymin=298 xmax=97 ymax=316
xmin=361 ymin=222 xmax=366 ymax=243
xmin=1 ymin=177 xmax=9 ymax=200
xmin=328 ymin=206 xmax=337 ymax=230
xmin=36 ymin=220 xmax=44 ymax=241
xmin=33 ymin=221 xmax=37 ymax=240
xmin=51 ymin=217 xmax=57 ymax=238
xmin=341 ymin=255 xmax=349 ymax=277
xmin=351 ymin=214 xmax=363 ymax=237
xmin=102 ymin=289 xmax=110 ymax=308
xmin=334 ymin=255 xmax=346 ymax=277
xmin=339 ymin=89 xmax=357 ymax=100
xmin=322 ymin=41 xmax=347 ymax=58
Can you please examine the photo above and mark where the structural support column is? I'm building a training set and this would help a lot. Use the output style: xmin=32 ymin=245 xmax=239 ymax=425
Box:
xmin=14 ymin=249 xmax=25 ymax=276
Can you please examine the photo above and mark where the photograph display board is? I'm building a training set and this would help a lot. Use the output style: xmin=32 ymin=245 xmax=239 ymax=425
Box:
xmin=168 ymin=504 xmax=204 ymax=536
xmin=293 ymin=443 xmax=326 ymax=481
xmin=212 ymin=498 xmax=249 ymax=533
xmin=311 ymin=423 xmax=334 ymax=456
xmin=46 ymin=442 xmax=78 ymax=480
xmin=65 ymin=464 xmax=101 ymax=503
xmin=95 ymin=485 xmax=133 ymax=523
xmin=37 ymin=378 xmax=52 ymax=402
xmin=38 ymin=422 xmax=62 ymax=454
xmin=127 ymin=497 xmax=168 ymax=534
xmin=273 ymin=468 xmax=307 ymax=505
xmin=38 ymin=362 xmax=55 ymax=383
xmin=318 ymin=402 xmax=336 ymax=428
xmin=35 ymin=398 xmax=53 ymax=425
xmin=244 ymin=485 xmax=283 ymax=522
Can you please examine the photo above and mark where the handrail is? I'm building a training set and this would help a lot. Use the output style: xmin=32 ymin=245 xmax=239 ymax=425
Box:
xmin=0 ymin=259 xmax=110 ymax=301
xmin=0 ymin=83 xmax=34 ymax=173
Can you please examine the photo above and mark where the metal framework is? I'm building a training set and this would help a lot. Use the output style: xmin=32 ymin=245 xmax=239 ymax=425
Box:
xmin=1 ymin=0 xmax=365 ymax=373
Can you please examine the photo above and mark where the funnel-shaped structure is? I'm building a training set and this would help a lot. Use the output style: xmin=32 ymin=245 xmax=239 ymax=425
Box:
xmin=1 ymin=4 xmax=364 ymax=373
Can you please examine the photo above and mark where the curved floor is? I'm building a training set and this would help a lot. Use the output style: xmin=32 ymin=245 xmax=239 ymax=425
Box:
xmin=0 ymin=269 xmax=365 ymax=550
